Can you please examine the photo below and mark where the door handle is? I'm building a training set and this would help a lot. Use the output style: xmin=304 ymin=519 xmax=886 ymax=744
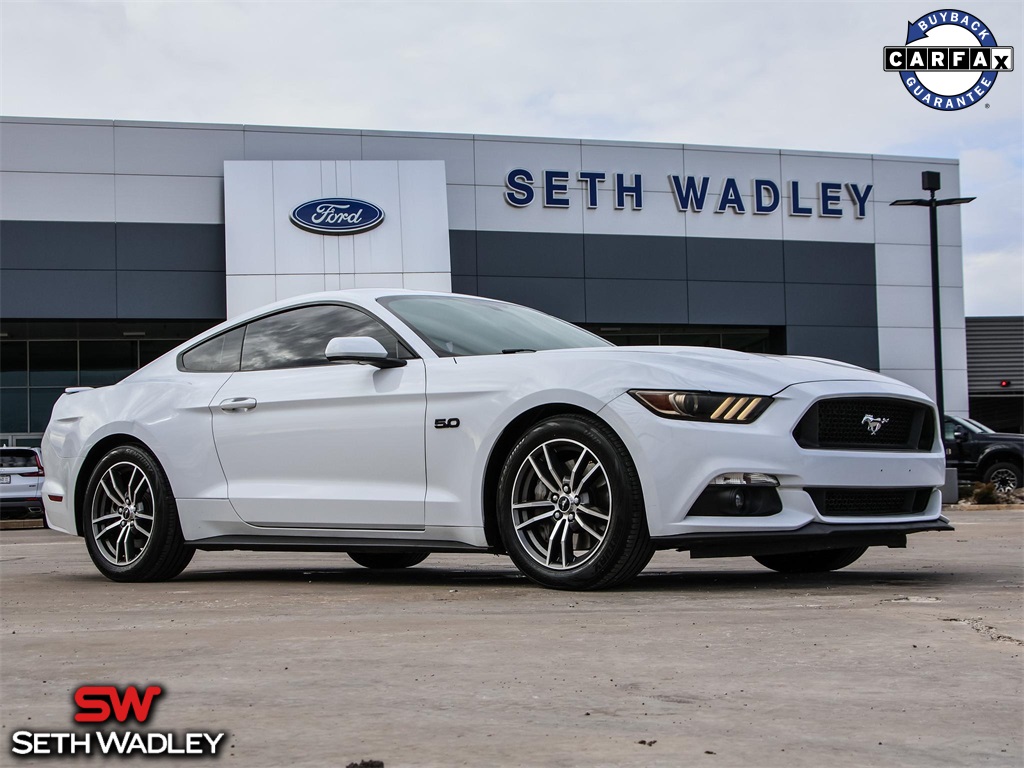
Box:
xmin=219 ymin=397 xmax=258 ymax=412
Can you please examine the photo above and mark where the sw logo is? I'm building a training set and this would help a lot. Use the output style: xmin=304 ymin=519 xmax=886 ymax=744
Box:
xmin=9 ymin=684 xmax=226 ymax=758
xmin=883 ymin=9 xmax=1013 ymax=110
xmin=74 ymin=684 xmax=162 ymax=723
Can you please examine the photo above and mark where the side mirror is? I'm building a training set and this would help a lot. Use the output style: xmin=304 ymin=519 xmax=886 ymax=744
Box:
xmin=324 ymin=337 xmax=406 ymax=369
xmin=953 ymin=428 xmax=968 ymax=443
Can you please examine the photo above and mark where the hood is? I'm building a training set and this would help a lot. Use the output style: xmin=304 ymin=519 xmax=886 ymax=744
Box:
xmin=552 ymin=345 xmax=917 ymax=396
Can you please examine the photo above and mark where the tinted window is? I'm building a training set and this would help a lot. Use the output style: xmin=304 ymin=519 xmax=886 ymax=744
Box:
xmin=181 ymin=327 xmax=245 ymax=373
xmin=29 ymin=389 xmax=64 ymax=432
xmin=29 ymin=341 xmax=77 ymax=386
xmin=80 ymin=341 xmax=136 ymax=386
xmin=379 ymin=295 xmax=610 ymax=357
xmin=1 ymin=342 xmax=27 ymax=386
xmin=240 ymin=305 xmax=412 ymax=372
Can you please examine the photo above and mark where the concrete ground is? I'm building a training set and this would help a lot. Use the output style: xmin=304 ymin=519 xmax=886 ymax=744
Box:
xmin=1 ymin=511 xmax=1021 ymax=768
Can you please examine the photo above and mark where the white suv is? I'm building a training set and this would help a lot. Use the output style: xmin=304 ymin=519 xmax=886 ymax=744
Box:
xmin=0 ymin=447 xmax=45 ymax=519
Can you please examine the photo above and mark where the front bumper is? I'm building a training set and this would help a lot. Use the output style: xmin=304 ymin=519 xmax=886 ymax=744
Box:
xmin=651 ymin=517 xmax=953 ymax=555
xmin=602 ymin=380 xmax=947 ymax=539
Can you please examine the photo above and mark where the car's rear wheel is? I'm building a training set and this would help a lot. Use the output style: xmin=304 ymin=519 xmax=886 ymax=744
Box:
xmin=496 ymin=415 xmax=654 ymax=590
xmin=753 ymin=546 xmax=867 ymax=574
xmin=83 ymin=445 xmax=194 ymax=582
xmin=983 ymin=461 xmax=1021 ymax=494
xmin=347 ymin=552 xmax=429 ymax=569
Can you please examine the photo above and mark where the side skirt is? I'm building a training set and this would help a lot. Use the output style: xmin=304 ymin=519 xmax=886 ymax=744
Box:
xmin=192 ymin=534 xmax=493 ymax=554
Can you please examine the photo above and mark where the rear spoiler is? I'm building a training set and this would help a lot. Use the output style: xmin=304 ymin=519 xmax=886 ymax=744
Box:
xmin=64 ymin=387 xmax=93 ymax=395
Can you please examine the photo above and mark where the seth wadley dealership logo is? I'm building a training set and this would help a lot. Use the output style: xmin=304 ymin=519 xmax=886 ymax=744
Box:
xmin=884 ymin=9 xmax=1013 ymax=110
xmin=10 ymin=684 xmax=226 ymax=758
xmin=504 ymin=169 xmax=873 ymax=218
xmin=290 ymin=197 xmax=385 ymax=235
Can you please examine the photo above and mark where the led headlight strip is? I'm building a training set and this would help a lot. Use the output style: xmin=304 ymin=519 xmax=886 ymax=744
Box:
xmin=629 ymin=390 xmax=773 ymax=423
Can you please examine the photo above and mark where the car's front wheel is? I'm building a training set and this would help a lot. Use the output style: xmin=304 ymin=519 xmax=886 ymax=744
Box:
xmin=83 ymin=445 xmax=194 ymax=582
xmin=496 ymin=415 xmax=654 ymax=590
xmin=753 ymin=546 xmax=867 ymax=574
xmin=347 ymin=552 xmax=429 ymax=569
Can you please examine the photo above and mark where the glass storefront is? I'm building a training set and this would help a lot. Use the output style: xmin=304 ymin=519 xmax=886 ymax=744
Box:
xmin=582 ymin=324 xmax=783 ymax=354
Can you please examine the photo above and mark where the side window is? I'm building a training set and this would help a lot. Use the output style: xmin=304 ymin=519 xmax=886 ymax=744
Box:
xmin=181 ymin=327 xmax=244 ymax=372
xmin=240 ymin=305 xmax=413 ymax=372
xmin=943 ymin=419 xmax=957 ymax=441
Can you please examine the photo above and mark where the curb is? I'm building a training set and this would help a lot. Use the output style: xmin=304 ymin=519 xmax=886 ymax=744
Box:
xmin=944 ymin=504 xmax=1024 ymax=512
xmin=0 ymin=519 xmax=46 ymax=531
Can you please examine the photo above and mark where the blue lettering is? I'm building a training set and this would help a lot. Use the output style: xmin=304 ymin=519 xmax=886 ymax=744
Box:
xmin=669 ymin=175 xmax=709 ymax=212
xmin=789 ymin=181 xmax=813 ymax=216
xmin=716 ymin=177 xmax=745 ymax=213
xmin=753 ymin=179 xmax=780 ymax=214
xmin=615 ymin=173 xmax=643 ymax=210
xmin=819 ymin=182 xmax=843 ymax=217
xmin=578 ymin=171 xmax=606 ymax=208
xmin=544 ymin=170 xmax=570 ymax=208
xmin=845 ymin=183 xmax=873 ymax=218
xmin=504 ymin=169 xmax=534 ymax=207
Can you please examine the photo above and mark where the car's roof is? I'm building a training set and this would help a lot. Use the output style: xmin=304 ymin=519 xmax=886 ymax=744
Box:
xmin=231 ymin=288 xmax=476 ymax=316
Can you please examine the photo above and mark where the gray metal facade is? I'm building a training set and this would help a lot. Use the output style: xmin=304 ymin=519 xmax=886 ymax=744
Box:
xmin=450 ymin=232 xmax=879 ymax=368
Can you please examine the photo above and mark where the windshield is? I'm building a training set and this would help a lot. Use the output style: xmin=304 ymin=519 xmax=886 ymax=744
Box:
xmin=947 ymin=415 xmax=995 ymax=434
xmin=964 ymin=417 xmax=995 ymax=434
xmin=379 ymin=295 xmax=611 ymax=357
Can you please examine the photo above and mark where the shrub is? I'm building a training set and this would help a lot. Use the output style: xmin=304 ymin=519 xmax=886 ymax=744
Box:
xmin=971 ymin=482 xmax=1001 ymax=505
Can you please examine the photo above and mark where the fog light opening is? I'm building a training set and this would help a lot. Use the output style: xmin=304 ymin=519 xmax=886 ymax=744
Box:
xmin=688 ymin=482 xmax=784 ymax=518
xmin=710 ymin=472 xmax=780 ymax=487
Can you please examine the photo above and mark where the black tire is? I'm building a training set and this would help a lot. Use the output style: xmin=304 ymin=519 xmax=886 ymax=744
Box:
xmin=753 ymin=546 xmax=867 ymax=574
xmin=82 ymin=445 xmax=194 ymax=582
xmin=347 ymin=552 xmax=429 ymax=569
xmin=982 ymin=461 xmax=1021 ymax=494
xmin=496 ymin=414 xmax=654 ymax=590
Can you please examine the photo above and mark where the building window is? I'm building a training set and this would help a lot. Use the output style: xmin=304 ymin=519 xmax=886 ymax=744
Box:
xmin=580 ymin=324 xmax=783 ymax=354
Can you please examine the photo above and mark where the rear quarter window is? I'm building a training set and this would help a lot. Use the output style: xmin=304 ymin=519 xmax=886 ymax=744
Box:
xmin=180 ymin=327 xmax=244 ymax=373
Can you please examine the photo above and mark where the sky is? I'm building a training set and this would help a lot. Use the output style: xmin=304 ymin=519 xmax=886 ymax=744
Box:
xmin=1 ymin=0 xmax=1021 ymax=315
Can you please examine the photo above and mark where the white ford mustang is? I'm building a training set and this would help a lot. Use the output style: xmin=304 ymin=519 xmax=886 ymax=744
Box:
xmin=41 ymin=289 xmax=951 ymax=589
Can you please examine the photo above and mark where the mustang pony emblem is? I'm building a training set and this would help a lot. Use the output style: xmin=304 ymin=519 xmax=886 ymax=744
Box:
xmin=861 ymin=414 xmax=890 ymax=435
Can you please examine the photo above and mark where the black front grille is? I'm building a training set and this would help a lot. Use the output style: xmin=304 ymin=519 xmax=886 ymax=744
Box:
xmin=794 ymin=397 xmax=935 ymax=451
xmin=808 ymin=487 xmax=933 ymax=517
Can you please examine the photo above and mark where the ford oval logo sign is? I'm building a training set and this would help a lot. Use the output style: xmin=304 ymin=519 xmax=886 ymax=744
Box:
xmin=289 ymin=198 xmax=385 ymax=235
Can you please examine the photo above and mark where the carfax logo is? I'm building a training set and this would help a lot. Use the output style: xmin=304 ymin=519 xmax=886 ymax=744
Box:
xmin=883 ymin=9 xmax=1013 ymax=110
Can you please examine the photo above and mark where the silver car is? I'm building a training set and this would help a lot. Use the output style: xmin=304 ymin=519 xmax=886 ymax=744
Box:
xmin=0 ymin=447 xmax=45 ymax=519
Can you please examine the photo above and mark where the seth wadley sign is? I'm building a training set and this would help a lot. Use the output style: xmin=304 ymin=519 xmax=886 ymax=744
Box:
xmin=504 ymin=169 xmax=874 ymax=218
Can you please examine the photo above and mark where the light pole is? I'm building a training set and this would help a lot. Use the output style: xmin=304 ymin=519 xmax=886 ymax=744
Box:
xmin=890 ymin=171 xmax=974 ymax=418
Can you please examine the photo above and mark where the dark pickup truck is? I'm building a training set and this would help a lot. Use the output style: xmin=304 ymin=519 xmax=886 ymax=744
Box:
xmin=944 ymin=415 xmax=1024 ymax=493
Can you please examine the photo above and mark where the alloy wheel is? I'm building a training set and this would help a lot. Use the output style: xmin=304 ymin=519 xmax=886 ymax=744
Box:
xmin=990 ymin=467 xmax=1018 ymax=495
xmin=90 ymin=461 xmax=155 ymax=566
xmin=510 ymin=438 xmax=612 ymax=571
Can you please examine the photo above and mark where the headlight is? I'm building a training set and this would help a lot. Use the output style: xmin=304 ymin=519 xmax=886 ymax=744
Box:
xmin=629 ymin=390 xmax=773 ymax=423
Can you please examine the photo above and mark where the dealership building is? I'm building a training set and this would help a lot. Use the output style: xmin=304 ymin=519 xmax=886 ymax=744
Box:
xmin=0 ymin=116 xmax=970 ymax=445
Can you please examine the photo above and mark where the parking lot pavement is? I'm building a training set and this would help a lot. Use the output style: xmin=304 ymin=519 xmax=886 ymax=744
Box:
xmin=1 ymin=511 xmax=1021 ymax=768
